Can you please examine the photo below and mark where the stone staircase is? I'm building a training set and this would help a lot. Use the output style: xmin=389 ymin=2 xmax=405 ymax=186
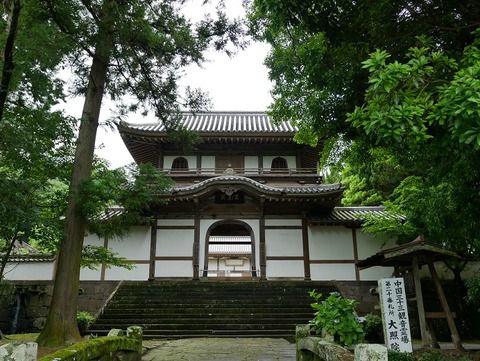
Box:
xmin=90 ymin=280 xmax=338 ymax=339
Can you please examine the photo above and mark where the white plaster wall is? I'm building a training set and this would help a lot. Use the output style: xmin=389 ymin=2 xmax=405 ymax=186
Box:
xmin=265 ymin=229 xmax=303 ymax=256
xmin=84 ymin=233 xmax=104 ymax=247
xmin=359 ymin=266 xmax=394 ymax=281
xmin=156 ymin=229 xmax=194 ymax=256
xmin=263 ymin=155 xmax=296 ymax=170
xmin=155 ymin=260 xmax=192 ymax=277
xmin=355 ymin=229 xmax=396 ymax=260
xmin=311 ymin=264 xmax=356 ymax=281
xmin=157 ymin=219 xmax=194 ymax=226
xmin=266 ymin=261 xmax=304 ymax=278
xmin=309 ymin=226 xmax=354 ymax=260
xmin=244 ymin=156 xmax=258 ymax=174
xmin=105 ymin=264 xmax=149 ymax=280
xmin=163 ymin=155 xmax=197 ymax=170
xmin=201 ymin=156 xmax=215 ymax=172
xmin=4 ymin=262 xmax=54 ymax=281
xmin=265 ymin=219 xmax=302 ymax=226
xmin=80 ymin=268 xmax=102 ymax=280
xmin=108 ymin=226 xmax=150 ymax=260
xmin=199 ymin=219 xmax=260 ymax=276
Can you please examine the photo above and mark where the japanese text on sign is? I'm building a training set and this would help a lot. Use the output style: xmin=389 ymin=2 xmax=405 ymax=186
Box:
xmin=378 ymin=278 xmax=412 ymax=353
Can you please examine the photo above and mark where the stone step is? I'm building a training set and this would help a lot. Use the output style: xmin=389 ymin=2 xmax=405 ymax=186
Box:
xmin=90 ymin=280 xmax=337 ymax=339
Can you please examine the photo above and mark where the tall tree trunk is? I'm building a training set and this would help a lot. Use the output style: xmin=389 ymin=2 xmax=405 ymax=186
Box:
xmin=0 ymin=231 xmax=19 ymax=281
xmin=36 ymin=0 xmax=115 ymax=347
xmin=0 ymin=0 xmax=21 ymax=121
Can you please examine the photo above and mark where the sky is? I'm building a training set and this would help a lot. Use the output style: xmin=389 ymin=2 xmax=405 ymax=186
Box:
xmin=58 ymin=1 xmax=273 ymax=168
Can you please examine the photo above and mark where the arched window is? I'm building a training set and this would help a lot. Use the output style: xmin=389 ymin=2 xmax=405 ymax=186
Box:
xmin=171 ymin=157 xmax=189 ymax=170
xmin=271 ymin=157 xmax=288 ymax=169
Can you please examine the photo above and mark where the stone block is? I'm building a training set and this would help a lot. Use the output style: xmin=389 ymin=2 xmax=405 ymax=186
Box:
xmin=108 ymin=328 xmax=125 ymax=336
xmin=296 ymin=324 xmax=311 ymax=341
xmin=354 ymin=344 xmax=387 ymax=361
xmin=0 ymin=342 xmax=37 ymax=361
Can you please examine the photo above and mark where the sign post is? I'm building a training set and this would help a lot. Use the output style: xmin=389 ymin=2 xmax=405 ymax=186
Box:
xmin=378 ymin=278 xmax=413 ymax=353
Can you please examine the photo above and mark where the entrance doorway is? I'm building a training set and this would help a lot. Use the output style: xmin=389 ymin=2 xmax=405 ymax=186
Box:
xmin=203 ymin=220 xmax=256 ymax=279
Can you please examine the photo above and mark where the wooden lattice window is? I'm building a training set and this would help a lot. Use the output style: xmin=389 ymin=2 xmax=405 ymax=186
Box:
xmin=271 ymin=157 xmax=288 ymax=169
xmin=171 ymin=157 xmax=189 ymax=170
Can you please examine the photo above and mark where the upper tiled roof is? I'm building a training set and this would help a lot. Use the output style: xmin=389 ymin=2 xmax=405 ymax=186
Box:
xmin=119 ymin=111 xmax=297 ymax=134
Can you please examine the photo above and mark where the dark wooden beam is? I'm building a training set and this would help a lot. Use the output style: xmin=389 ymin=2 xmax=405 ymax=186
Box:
xmin=264 ymin=225 xmax=303 ymax=230
xmin=193 ymin=202 xmax=200 ymax=280
xmin=259 ymin=198 xmax=266 ymax=280
xmin=428 ymin=262 xmax=464 ymax=351
xmin=149 ymin=221 xmax=157 ymax=280
xmin=302 ymin=217 xmax=311 ymax=280
xmin=412 ymin=256 xmax=428 ymax=348
xmin=351 ymin=228 xmax=360 ymax=281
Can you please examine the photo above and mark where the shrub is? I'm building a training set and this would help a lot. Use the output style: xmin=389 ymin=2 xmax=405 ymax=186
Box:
xmin=308 ymin=290 xmax=364 ymax=346
xmin=77 ymin=311 xmax=95 ymax=335
xmin=388 ymin=350 xmax=414 ymax=361
xmin=363 ymin=313 xmax=384 ymax=343
xmin=465 ymin=277 xmax=480 ymax=310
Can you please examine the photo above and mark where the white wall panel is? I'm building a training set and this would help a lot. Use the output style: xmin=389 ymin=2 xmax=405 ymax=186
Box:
xmin=311 ymin=264 xmax=356 ymax=281
xmin=265 ymin=219 xmax=302 ymax=226
xmin=309 ymin=226 xmax=354 ymax=260
xmin=108 ymin=226 xmax=150 ymax=260
xmin=156 ymin=229 xmax=194 ymax=256
xmin=266 ymin=261 xmax=304 ymax=278
xmin=157 ymin=219 xmax=194 ymax=226
xmin=80 ymin=267 xmax=101 ymax=281
xmin=263 ymin=155 xmax=296 ymax=170
xmin=155 ymin=261 xmax=192 ymax=277
xmin=105 ymin=264 xmax=149 ymax=280
xmin=360 ymin=266 xmax=394 ymax=281
xmin=266 ymin=230 xmax=303 ymax=256
xmin=244 ymin=156 xmax=258 ymax=173
xmin=84 ymin=233 xmax=104 ymax=247
xmin=355 ymin=230 xmax=396 ymax=260
xmin=201 ymin=156 xmax=215 ymax=172
xmin=4 ymin=262 xmax=54 ymax=280
xmin=163 ymin=155 xmax=197 ymax=170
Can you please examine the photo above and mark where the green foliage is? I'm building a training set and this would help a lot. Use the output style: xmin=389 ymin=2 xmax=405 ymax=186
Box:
xmin=76 ymin=311 xmax=95 ymax=335
xmin=362 ymin=313 xmax=384 ymax=344
xmin=308 ymin=290 xmax=364 ymax=346
xmin=465 ymin=277 xmax=480 ymax=309
xmin=388 ymin=351 xmax=414 ymax=361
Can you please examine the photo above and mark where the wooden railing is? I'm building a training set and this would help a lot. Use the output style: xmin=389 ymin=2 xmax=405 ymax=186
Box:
xmin=164 ymin=167 xmax=319 ymax=176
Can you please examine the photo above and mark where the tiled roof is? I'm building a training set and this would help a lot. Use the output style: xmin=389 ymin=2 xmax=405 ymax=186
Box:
xmin=119 ymin=111 xmax=296 ymax=134
xmin=310 ymin=206 xmax=405 ymax=225
xmin=209 ymin=244 xmax=252 ymax=255
xmin=6 ymin=241 xmax=55 ymax=263
xmin=170 ymin=175 xmax=343 ymax=197
xmin=209 ymin=236 xmax=251 ymax=243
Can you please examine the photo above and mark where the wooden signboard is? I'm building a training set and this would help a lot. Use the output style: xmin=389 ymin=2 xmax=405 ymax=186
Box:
xmin=378 ymin=278 xmax=413 ymax=353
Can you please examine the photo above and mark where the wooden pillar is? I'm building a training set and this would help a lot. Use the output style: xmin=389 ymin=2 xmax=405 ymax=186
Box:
xmin=100 ymin=236 xmax=109 ymax=281
xmin=351 ymin=228 xmax=360 ymax=281
xmin=148 ymin=220 xmax=157 ymax=281
xmin=196 ymin=154 xmax=202 ymax=174
xmin=428 ymin=263 xmax=464 ymax=351
xmin=259 ymin=198 xmax=267 ymax=280
xmin=412 ymin=256 xmax=428 ymax=348
xmin=157 ymin=144 xmax=163 ymax=169
xmin=193 ymin=201 xmax=200 ymax=280
xmin=258 ymin=155 xmax=263 ymax=174
xmin=301 ymin=216 xmax=311 ymax=281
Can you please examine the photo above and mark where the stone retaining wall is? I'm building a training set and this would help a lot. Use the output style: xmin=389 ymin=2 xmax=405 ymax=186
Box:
xmin=0 ymin=281 xmax=118 ymax=333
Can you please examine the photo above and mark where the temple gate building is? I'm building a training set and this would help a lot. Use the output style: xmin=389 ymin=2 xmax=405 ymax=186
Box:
xmin=5 ymin=111 xmax=395 ymax=282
